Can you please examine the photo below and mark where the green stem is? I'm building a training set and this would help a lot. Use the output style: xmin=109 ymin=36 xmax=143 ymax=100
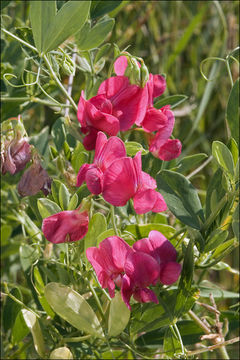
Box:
xmin=201 ymin=193 xmax=228 ymax=232
xmin=172 ymin=323 xmax=186 ymax=356
xmin=225 ymin=59 xmax=234 ymax=87
xmin=88 ymin=281 xmax=105 ymax=323
xmin=61 ymin=335 xmax=91 ymax=343
xmin=110 ymin=205 xmax=119 ymax=236
xmin=1 ymin=28 xmax=38 ymax=52
xmin=43 ymin=54 xmax=78 ymax=113
xmin=92 ymin=200 xmax=109 ymax=212
xmin=187 ymin=337 xmax=239 ymax=357
xmin=1 ymin=96 xmax=72 ymax=108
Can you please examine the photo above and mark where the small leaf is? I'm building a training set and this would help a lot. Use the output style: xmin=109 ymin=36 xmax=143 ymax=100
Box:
xmin=19 ymin=244 xmax=40 ymax=272
xmin=50 ymin=347 xmax=73 ymax=359
xmin=71 ymin=142 xmax=88 ymax=173
xmin=96 ymin=229 xmax=115 ymax=245
xmin=124 ymin=224 xmax=175 ymax=239
xmin=226 ymin=78 xmax=239 ymax=145
xmin=212 ymin=141 xmax=235 ymax=179
xmin=59 ymin=183 xmax=70 ymax=210
xmin=232 ymin=204 xmax=239 ymax=240
xmin=44 ymin=282 xmax=104 ymax=338
xmin=154 ymin=95 xmax=188 ymax=109
xmin=37 ymin=198 xmax=61 ymax=219
xmin=125 ymin=141 xmax=148 ymax=156
xmin=0 ymin=224 xmax=12 ymax=246
xmin=51 ymin=117 xmax=66 ymax=152
xmin=175 ymin=153 xmax=208 ymax=174
xmin=3 ymin=287 xmax=22 ymax=332
xmin=163 ymin=327 xmax=183 ymax=359
xmin=84 ymin=213 xmax=107 ymax=251
xmin=157 ymin=170 xmax=204 ymax=230
xmin=68 ymin=193 xmax=78 ymax=210
xmin=11 ymin=311 xmax=30 ymax=345
xmin=91 ymin=1 xmax=122 ymax=19
xmin=43 ymin=1 xmax=91 ymax=52
xmin=95 ymin=43 xmax=111 ymax=63
xmin=76 ymin=18 xmax=115 ymax=51
xmin=108 ymin=292 xmax=130 ymax=337
xmin=204 ymin=229 xmax=229 ymax=252
xmin=22 ymin=309 xmax=45 ymax=357
xmin=199 ymin=281 xmax=239 ymax=298
xmin=228 ymin=138 xmax=239 ymax=166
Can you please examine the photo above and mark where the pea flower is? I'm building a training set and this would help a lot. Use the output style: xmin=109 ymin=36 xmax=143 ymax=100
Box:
xmin=121 ymin=251 xmax=160 ymax=310
xmin=133 ymin=230 xmax=182 ymax=285
xmin=76 ymin=131 xmax=126 ymax=194
xmin=1 ymin=137 xmax=31 ymax=175
xmin=42 ymin=209 xmax=89 ymax=244
xmin=78 ymin=75 xmax=148 ymax=149
xmin=102 ymin=151 xmax=167 ymax=214
xmin=86 ymin=236 xmax=132 ymax=298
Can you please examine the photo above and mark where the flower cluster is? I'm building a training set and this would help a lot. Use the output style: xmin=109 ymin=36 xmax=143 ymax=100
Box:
xmin=86 ymin=230 xmax=181 ymax=310
xmin=77 ymin=131 xmax=167 ymax=214
xmin=78 ymin=55 xmax=182 ymax=161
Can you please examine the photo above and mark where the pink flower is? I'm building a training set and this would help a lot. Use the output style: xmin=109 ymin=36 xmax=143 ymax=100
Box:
xmin=76 ymin=131 xmax=126 ymax=194
xmin=133 ymin=230 xmax=182 ymax=285
xmin=42 ymin=209 xmax=89 ymax=244
xmin=102 ymin=151 xmax=167 ymax=214
xmin=86 ymin=236 xmax=132 ymax=298
xmin=1 ymin=137 xmax=31 ymax=175
xmin=121 ymin=251 xmax=160 ymax=310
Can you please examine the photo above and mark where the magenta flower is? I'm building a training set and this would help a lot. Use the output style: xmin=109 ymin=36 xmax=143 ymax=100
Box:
xmin=102 ymin=151 xmax=167 ymax=214
xmin=76 ymin=131 xmax=126 ymax=194
xmin=121 ymin=251 xmax=160 ymax=310
xmin=133 ymin=230 xmax=182 ymax=285
xmin=42 ymin=209 xmax=89 ymax=244
xmin=86 ymin=236 xmax=132 ymax=298
xmin=1 ymin=137 xmax=31 ymax=175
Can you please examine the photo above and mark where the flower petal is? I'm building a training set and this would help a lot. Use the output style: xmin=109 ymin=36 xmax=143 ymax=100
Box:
xmin=95 ymin=135 xmax=126 ymax=171
xmin=160 ymin=261 xmax=182 ymax=285
xmin=124 ymin=251 xmax=159 ymax=287
xmin=82 ymin=126 xmax=99 ymax=151
xmin=148 ymin=230 xmax=177 ymax=263
xmin=102 ymin=157 xmax=136 ymax=206
xmin=114 ymin=56 xmax=128 ymax=76
xmin=89 ymin=94 xmax=112 ymax=114
xmin=158 ymin=139 xmax=182 ymax=161
xmin=121 ymin=275 xmax=133 ymax=310
xmin=85 ymin=166 xmax=103 ymax=195
xmin=98 ymin=76 xmax=129 ymax=99
xmin=42 ymin=210 xmax=89 ymax=244
xmin=141 ymin=107 xmax=169 ymax=133
xmin=133 ymin=189 xmax=167 ymax=214
xmin=99 ymin=236 xmax=132 ymax=271
xmin=152 ymin=74 xmax=166 ymax=98
xmin=76 ymin=163 xmax=90 ymax=187
xmin=133 ymin=288 xmax=159 ymax=305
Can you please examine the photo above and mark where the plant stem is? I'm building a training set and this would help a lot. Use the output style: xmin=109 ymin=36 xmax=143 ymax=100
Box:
xmin=188 ymin=309 xmax=211 ymax=334
xmin=61 ymin=335 xmax=91 ymax=343
xmin=88 ymin=281 xmax=105 ymax=323
xmin=186 ymin=155 xmax=213 ymax=180
xmin=43 ymin=54 xmax=78 ymax=113
xmin=172 ymin=323 xmax=186 ymax=356
xmin=110 ymin=205 xmax=119 ymax=236
xmin=1 ymin=28 xmax=38 ymax=52
xmin=201 ymin=193 xmax=228 ymax=232
xmin=1 ymin=96 xmax=71 ymax=108
xmin=187 ymin=337 xmax=239 ymax=357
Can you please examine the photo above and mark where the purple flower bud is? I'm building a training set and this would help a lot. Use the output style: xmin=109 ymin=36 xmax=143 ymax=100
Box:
xmin=1 ymin=138 xmax=31 ymax=175
xmin=18 ymin=161 xmax=52 ymax=197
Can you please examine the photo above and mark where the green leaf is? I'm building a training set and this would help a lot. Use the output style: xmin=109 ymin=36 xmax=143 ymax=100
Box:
xmin=37 ymin=198 xmax=61 ymax=219
xmin=50 ymin=347 xmax=73 ymax=359
xmin=44 ymin=282 xmax=104 ymax=338
xmin=71 ymin=142 xmax=88 ymax=173
xmin=68 ymin=193 xmax=79 ymax=210
xmin=59 ymin=183 xmax=70 ymax=210
xmin=96 ymin=229 xmax=115 ymax=245
xmin=95 ymin=43 xmax=111 ymax=63
xmin=3 ymin=287 xmax=22 ymax=332
xmin=124 ymin=224 xmax=175 ymax=239
xmin=228 ymin=138 xmax=239 ymax=166
xmin=163 ymin=327 xmax=182 ymax=359
xmin=0 ymin=224 xmax=12 ymax=246
xmin=212 ymin=238 xmax=237 ymax=260
xmin=154 ymin=95 xmax=188 ymax=109
xmin=76 ymin=18 xmax=115 ymax=51
xmin=174 ymin=153 xmax=208 ymax=174
xmin=29 ymin=126 xmax=49 ymax=166
xmin=91 ymin=1 xmax=122 ymax=19
xmin=232 ymin=204 xmax=239 ymax=240
xmin=226 ymin=78 xmax=239 ymax=145
xmin=19 ymin=244 xmax=40 ymax=272
xmin=205 ymin=168 xmax=225 ymax=219
xmin=43 ymin=1 xmax=91 ymax=52
xmin=84 ymin=213 xmax=107 ymax=251
xmin=212 ymin=141 xmax=235 ymax=179
xmin=21 ymin=309 xmax=46 ymax=357
xmin=125 ymin=141 xmax=149 ymax=156
xmin=30 ymin=1 xmax=56 ymax=52
xmin=156 ymin=170 xmax=204 ymax=230
xmin=204 ymin=229 xmax=229 ymax=252
xmin=199 ymin=281 xmax=239 ymax=298
xmin=11 ymin=311 xmax=30 ymax=345
xmin=108 ymin=292 xmax=130 ymax=337
xmin=51 ymin=117 xmax=66 ymax=152
xmin=51 ymin=179 xmax=62 ymax=205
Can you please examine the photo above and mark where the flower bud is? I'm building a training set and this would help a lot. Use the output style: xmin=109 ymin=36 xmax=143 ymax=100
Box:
xmin=140 ymin=62 xmax=149 ymax=87
xmin=129 ymin=58 xmax=141 ymax=86
xmin=18 ymin=161 xmax=52 ymax=197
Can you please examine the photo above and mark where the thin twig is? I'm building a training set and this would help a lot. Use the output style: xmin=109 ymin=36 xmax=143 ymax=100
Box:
xmin=187 ymin=337 xmax=239 ymax=356
xmin=186 ymin=155 xmax=213 ymax=179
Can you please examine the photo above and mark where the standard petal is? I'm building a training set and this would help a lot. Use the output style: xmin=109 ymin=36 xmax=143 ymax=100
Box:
xmin=159 ymin=262 xmax=182 ymax=285
xmin=98 ymin=76 xmax=129 ymax=99
xmin=89 ymin=94 xmax=113 ymax=114
xmin=158 ymin=139 xmax=182 ymax=161
xmin=94 ymin=131 xmax=108 ymax=163
xmin=140 ymin=171 xmax=156 ymax=190
xmin=85 ymin=167 xmax=103 ymax=195
xmin=114 ymin=56 xmax=128 ymax=76
xmin=86 ymin=247 xmax=108 ymax=288
xmin=133 ymin=288 xmax=159 ymax=305
xmin=102 ymin=157 xmax=136 ymax=206
xmin=133 ymin=189 xmax=167 ymax=214
xmin=77 ymin=91 xmax=88 ymax=127
xmin=96 ymin=136 xmax=126 ymax=171
xmin=124 ymin=251 xmax=159 ymax=287
xmin=89 ymin=111 xmax=120 ymax=136
xmin=152 ymin=74 xmax=166 ymax=98
xmin=76 ymin=163 xmax=90 ymax=187
xmin=99 ymin=236 xmax=132 ymax=271
xmin=42 ymin=210 xmax=89 ymax=244
xmin=82 ymin=126 xmax=99 ymax=151
xmin=141 ymin=107 xmax=169 ymax=133
xmin=148 ymin=230 xmax=177 ymax=263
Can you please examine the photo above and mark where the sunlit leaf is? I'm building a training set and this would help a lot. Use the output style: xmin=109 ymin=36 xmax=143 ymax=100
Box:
xmin=108 ymin=292 xmax=130 ymax=337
